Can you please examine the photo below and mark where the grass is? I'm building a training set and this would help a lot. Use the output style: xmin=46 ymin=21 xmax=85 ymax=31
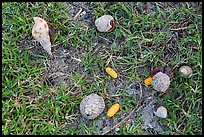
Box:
xmin=2 ymin=2 xmax=202 ymax=135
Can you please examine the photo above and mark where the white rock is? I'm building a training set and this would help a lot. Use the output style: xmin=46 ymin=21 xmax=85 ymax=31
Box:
xmin=154 ymin=106 xmax=167 ymax=118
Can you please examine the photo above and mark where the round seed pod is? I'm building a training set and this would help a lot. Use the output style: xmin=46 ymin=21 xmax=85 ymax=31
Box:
xmin=179 ymin=65 xmax=192 ymax=78
xmin=154 ymin=106 xmax=167 ymax=118
xmin=95 ymin=15 xmax=115 ymax=32
xmin=32 ymin=17 xmax=52 ymax=55
xmin=80 ymin=93 xmax=105 ymax=119
xmin=151 ymin=72 xmax=170 ymax=92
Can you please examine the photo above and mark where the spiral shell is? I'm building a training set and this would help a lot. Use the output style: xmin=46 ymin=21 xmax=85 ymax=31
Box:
xmin=80 ymin=93 xmax=105 ymax=119
xmin=95 ymin=15 xmax=115 ymax=32
xmin=154 ymin=106 xmax=167 ymax=118
xmin=151 ymin=72 xmax=170 ymax=92
xmin=179 ymin=65 xmax=192 ymax=78
xmin=32 ymin=17 xmax=52 ymax=55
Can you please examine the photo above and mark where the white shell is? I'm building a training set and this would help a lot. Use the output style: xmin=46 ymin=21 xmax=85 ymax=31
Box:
xmin=32 ymin=17 xmax=52 ymax=55
xmin=80 ymin=93 xmax=105 ymax=119
xmin=179 ymin=65 xmax=192 ymax=78
xmin=95 ymin=15 xmax=114 ymax=32
xmin=151 ymin=72 xmax=170 ymax=92
xmin=154 ymin=106 xmax=167 ymax=118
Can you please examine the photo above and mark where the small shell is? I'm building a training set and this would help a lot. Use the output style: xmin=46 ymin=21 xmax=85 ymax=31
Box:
xmin=151 ymin=72 xmax=170 ymax=92
xmin=106 ymin=103 xmax=120 ymax=118
xmin=154 ymin=106 xmax=167 ymax=118
xmin=105 ymin=67 xmax=118 ymax=78
xmin=95 ymin=15 xmax=115 ymax=32
xmin=32 ymin=17 xmax=52 ymax=55
xmin=179 ymin=65 xmax=192 ymax=78
xmin=144 ymin=76 xmax=152 ymax=86
xmin=80 ymin=93 xmax=105 ymax=119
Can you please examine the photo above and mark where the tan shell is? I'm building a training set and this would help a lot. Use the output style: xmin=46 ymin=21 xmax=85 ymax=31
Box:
xmin=32 ymin=17 xmax=52 ymax=55
xmin=95 ymin=15 xmax=114 ymax=32
xmin=80 ymin=93 xmax=105 ymax=119
xmin=154 ymin=106 xmax=167 ymax=118
xmin=151 ymin=72 xmax=170 ymax=92
xmin=179 ymin=65 xmax=192 ymax=78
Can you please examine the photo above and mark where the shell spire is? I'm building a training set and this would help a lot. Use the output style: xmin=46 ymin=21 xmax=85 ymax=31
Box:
xmin=32 ymin=17 xmax=52 ymax=55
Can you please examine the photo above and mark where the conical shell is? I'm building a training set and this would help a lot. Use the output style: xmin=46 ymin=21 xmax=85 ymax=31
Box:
xmin=95 ymin=15 xmax=114 ymax=32
xmin=154 ymin=106 xmax=167 ymax=118
xmin=32 ymin=17 xmax=52 ymax=55
xmin=179 ymin=65 xmax=192 ymax=78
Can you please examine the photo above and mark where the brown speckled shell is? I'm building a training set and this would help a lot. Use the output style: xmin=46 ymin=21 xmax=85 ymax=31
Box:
xmin=80 ymin=93 xmax=105 ymax=119
xmin=151 ymin=72 xmax=170 ymax=92
xmin=32 ymin=17 xmax=52 ymax=55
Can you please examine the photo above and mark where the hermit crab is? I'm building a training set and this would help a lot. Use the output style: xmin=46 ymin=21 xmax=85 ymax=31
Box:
xmin=95 ymin=15 xmax=115 ymax=32
xmin=80 ymin=93 xmax=105 ymax=119
xmin=32 ymin=17 xmax=52 ymax=55
xmin=144 ymin=66 xmax=174 ymax=96
xmin=179 ymin=65 xmax=193 ymax=78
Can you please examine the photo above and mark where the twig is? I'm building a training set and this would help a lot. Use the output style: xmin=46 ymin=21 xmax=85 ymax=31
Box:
xmin=71 ymin=2 xmax=92 ymax=13
xmin=91 ymin=45 xmax=102 ymax=56
xmin=25 ymin=46 xmax=35 ymax=50
xmin=105 ymin=55 xmax=113 ymax=66
xmin=170 ymin=27 xmax=188 ymax=31
xmin=98 ymin=35 xmax=112 ymax=43
xmin=138 ymin=82 xmax=143 ymax=100
xmin=73 ymin=8 xmax=83 ymax=21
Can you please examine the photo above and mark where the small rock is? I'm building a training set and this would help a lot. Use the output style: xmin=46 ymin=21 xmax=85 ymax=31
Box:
xmin=115 ymin=127 xmax=120 ymax=132
xmin=154 ymin=106 xmax=167 ymax=118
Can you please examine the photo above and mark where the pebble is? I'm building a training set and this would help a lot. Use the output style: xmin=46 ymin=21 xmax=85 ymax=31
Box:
xmin=115 ymin=127 xmax=120 ymax=132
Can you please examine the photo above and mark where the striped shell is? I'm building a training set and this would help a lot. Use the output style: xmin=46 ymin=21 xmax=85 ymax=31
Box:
xmin=80 ymin=93 xmax=105 ymax=119
xmin=95 ymin=15 xmax=115 ymax=32
xmin=32 ymin=17 xmax=52 ymax=55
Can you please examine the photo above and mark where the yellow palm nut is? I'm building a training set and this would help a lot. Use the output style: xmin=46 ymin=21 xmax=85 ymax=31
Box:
xmin=105 ymin=67 xmax=118 ymax=78
xmin=144 ymin=76 xmax=153 ymax=86
xmin=106 ymin=103 xmax=120 ymax=118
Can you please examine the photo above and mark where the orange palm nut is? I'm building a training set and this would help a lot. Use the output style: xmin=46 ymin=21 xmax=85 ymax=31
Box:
xmin=144 ymin=76 xmax=152 ymax=86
